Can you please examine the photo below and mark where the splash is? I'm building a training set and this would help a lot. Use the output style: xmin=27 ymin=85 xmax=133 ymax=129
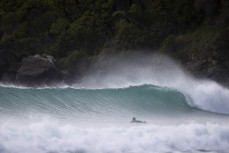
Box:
xmin=75 ymin=53 xmax=229 ymax=115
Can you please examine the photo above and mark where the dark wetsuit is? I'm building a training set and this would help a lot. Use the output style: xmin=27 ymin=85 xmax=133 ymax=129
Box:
xmin=130 ymin=119 xmax=146 ymax=123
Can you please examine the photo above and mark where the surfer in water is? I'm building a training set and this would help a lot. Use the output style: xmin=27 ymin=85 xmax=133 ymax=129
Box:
xmin=130 ymin=117 xmax=147 ymax=123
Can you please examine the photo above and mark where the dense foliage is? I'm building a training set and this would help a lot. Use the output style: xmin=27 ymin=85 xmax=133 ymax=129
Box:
xmin=0 ymin=0 xmax=228 ymax=80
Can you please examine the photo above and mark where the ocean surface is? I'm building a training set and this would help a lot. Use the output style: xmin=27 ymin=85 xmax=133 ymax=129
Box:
xmin=1 ymin=55 xmax=229 ymax=153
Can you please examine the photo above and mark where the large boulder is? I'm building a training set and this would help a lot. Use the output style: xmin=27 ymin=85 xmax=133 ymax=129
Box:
xmin=16 ymin=54 xmax=63 ymax=86
xmin=1 ymin=72 xmax=16 ymax=83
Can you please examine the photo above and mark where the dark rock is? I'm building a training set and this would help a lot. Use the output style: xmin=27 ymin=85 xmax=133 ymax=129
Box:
xmin=1 ymin=72 xmax=16 ymax=83
xmin=15 ymin=54 xmax=63 ymax=86
xmin=0 ymin=49 xmax=9 ymax=79
xmin=184 ymin=59 xmax=229 ymax=88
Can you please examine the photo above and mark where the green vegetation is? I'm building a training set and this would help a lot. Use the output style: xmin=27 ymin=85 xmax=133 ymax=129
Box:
xmin=161 ymin=25 xmax=223 ymax=61
xmin=0 ymin=0 xmax=228 ymax=80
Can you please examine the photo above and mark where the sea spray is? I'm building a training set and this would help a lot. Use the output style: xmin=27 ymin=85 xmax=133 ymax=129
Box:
xmin=75 ymin=53 xmax=229 ymax=115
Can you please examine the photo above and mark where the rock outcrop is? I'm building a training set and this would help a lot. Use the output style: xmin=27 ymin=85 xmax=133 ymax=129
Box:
xmin=15 ymin=54 xmax=63 ymax=86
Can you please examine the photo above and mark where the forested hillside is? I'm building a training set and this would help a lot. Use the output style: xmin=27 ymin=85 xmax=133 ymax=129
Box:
xmin=0 ymin=0 xmax=228 ymax=85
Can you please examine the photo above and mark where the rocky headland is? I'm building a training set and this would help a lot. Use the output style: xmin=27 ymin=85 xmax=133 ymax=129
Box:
xmin=0 ymin=0 xmax=228 ymax=87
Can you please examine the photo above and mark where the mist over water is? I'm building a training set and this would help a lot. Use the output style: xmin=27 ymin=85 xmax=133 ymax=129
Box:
xmin=76 ymin=53 xmax=229 ymax=115
xmin=1 ymin=53 xmax=229 ymax=153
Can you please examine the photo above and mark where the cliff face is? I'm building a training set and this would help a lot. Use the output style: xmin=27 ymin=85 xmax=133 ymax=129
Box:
xmin=0 ymin=0 xmax=228 ymax=86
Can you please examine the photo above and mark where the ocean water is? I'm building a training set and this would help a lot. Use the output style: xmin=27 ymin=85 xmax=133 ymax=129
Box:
xmin=1 ymin=54 xmax=229 ymax=153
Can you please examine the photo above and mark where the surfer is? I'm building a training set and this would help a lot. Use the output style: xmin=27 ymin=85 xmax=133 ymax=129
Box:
xmin=130 ymin=117 xmax=147 ymax=123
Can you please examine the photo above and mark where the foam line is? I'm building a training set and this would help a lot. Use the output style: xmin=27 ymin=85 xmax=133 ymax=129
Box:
xmin=0 ymin=120 xmax=228 ymax=153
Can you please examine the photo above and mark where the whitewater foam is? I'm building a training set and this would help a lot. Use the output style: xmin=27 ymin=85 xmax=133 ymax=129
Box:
xmin=0 ymin=119 xmax=228 ymax=153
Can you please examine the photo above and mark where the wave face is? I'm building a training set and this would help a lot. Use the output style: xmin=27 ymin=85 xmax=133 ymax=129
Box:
xmin=0 ymin=85 xmax=193 ymax=123
xmin=2 ymin=84 xmax=228 ymax=123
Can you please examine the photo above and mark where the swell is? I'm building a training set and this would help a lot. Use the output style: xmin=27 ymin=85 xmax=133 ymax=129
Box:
xmin=2 ymin=84 xmax=228 ymax=126
xmin=0 ymin=85 xmax=195 ymax=121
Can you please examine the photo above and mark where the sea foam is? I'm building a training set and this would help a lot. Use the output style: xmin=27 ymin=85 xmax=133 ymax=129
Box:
xmin=0 ymin=119 xmax=228 ymax=153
